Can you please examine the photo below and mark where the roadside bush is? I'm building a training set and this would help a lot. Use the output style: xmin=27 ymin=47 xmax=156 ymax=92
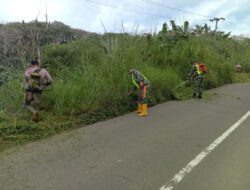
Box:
xmin=1 ymin=30 xmax=250 ymax=151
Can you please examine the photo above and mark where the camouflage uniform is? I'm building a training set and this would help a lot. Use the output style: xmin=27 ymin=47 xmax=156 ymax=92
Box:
xmin=129 ymin=69 xmax=150 ymax=116
xmin=189 ymin=62 xmax=204 ymax=98
xmin=24 ymin=63 xmax=52 ymax=121
xmin=130 ymin=69 xmax=150 ymax=104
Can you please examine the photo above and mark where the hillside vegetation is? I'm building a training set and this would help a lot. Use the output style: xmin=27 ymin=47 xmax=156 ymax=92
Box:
xmin=0 ymin=20 xmax=90 ymax=86
xmin=0 ymin=20 xmax=250 ymax=151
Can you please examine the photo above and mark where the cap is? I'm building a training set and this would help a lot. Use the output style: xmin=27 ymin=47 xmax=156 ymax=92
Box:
xmin=191 ymin=60 xmax=198 ymax=64
xmin=31 ymin=60 xmax=38 ymax=65
xmin=128 ymin=68 xmax=136 ymax=74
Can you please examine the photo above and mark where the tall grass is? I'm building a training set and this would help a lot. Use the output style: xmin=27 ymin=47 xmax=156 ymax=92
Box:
xmin=1 ymin=32 xmax=250 ymax=151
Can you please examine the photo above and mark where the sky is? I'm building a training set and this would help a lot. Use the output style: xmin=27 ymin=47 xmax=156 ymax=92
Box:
xmin=0 ymin=0 xmax=250 ymax=36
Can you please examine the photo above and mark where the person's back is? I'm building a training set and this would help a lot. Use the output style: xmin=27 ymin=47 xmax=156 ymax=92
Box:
xmin=24 ymin=65 xmax=52 ymax=92
xmin=188 ymin=60 xmax=205 ymax=98
xmin=235 ymin=64 xmax=242 ymax=73
xmin=128 ymin=69 xmax=150 ymax=116
xmin=130 ymin=69 xmax=150 ymax=87
xmin=24 ymin=60 xmax=52 ymax=122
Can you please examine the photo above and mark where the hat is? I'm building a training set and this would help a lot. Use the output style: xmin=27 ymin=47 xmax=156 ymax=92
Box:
xmin=128 ymin=68 xmax=136 ymax=74
xmin=191 ymin=60 xmax=198 ymax=64
xmin=31 ymin=60 xmax=38 ymax=65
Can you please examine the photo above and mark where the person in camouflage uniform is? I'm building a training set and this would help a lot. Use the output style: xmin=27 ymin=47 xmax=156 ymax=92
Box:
xmin=128 ymin=69 xmax=150 ymax=116
xmin=188 ymin=60 xmax=205 ymax=98
xmin=24 ymin=60 xmax=52 ymax=122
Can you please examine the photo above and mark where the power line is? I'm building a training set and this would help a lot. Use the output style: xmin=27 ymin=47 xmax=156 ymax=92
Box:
xmin=141 ymin=0 xmax=241 ymax=34
xmin=141 ymin=0 xmax=212 ymax=19
xmin=83 ymin=0 xmax=169 ymax=19
xmin=224 ymin=20 xmax=239 ymax=30
xmin=82 ymin=0 xmax=240 ymax=35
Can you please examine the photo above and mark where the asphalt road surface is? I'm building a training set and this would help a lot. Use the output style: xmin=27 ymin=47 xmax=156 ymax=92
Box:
xmin=1 ymin=83 xmax=250 ymax=190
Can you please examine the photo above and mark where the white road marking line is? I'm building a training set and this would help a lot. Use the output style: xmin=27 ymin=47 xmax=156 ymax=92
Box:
xmin=159 ymin=110 xmax=250 ymax=190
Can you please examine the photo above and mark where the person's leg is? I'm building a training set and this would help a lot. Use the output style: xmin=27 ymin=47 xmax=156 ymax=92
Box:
xmin=24 ymin=91 xmax=33 ymax=106
xmin=197 ymin=77 xmax=204 ymax=98
xmin=24 ymin=92 xmax=37 ymax=113
xmin=192 ymin=79 xmax=198 ymax=97
xmin=135 ymin=103 xmax=142 ymax=113
xmin=33 ymin=93 xmax=42 ymax=111
xmin=32 ymin=93 xmax=42 ymax=122
xmin=138 ymin=85 xmax=149 ymax=116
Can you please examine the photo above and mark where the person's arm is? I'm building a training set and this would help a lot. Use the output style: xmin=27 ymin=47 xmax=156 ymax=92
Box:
xmin=188 ymin=65 xmax=197 ymax=79
xmin=24 ymin=70 xmax=29 ymax=90
xmin=128 ymin=75 xmax=139 ymax=95
xmin=43 ymin=70 xmax=53 ymax=85
xmin=139 ymin=82 xmax=146 ymax=100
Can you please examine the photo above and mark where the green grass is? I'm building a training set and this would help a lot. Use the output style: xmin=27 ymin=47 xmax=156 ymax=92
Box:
xmin=232 ymin=73 xmax=250 ymax=83
xmin=1 ymin=32 xmax=250 ymax=152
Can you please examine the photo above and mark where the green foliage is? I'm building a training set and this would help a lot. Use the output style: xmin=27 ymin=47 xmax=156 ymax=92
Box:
xmin=144 ymin=66 xmax=180 ymax=103
xmin=0 ymin=74 xmax=23 ymax=111
xmin=1 ymin=20 xmax=250 ymax=151
xmin=0 ymin=21 xmax=90 ymax=68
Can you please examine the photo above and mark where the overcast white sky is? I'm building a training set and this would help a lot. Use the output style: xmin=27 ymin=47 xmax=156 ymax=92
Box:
xmin=0 ymin=0 xmax=249 ymax=36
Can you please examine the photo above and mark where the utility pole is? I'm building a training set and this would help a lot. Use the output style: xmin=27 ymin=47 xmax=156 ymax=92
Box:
xmin=45 ymin=0 xmax=49 ymax=30
xmin=209 ymin=17 xmax=225 ymax=32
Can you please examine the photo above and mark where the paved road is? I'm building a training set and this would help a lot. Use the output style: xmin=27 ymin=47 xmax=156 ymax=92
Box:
xmin=0 ymin=83 xmax=250 ymax=190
